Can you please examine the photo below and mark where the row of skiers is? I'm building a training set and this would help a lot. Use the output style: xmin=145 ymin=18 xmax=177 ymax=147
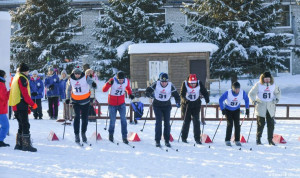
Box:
xmin=0 ymin=62 xmax=280 ymax=151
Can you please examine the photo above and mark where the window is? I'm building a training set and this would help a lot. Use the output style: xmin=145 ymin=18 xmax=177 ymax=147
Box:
xmin=149 ymin=61 xmax=168 ymax=83
xmin=149 ymin=9 xmax=165 ymax=26
xmin=98 ymin=8 xmax=105 ymax=19
xmin=277 ymin=5 xmax=291 ymax=27
xmin=69 ymin=15 xmax=82 ymax=28
xmin=277 ymin=51 xmax=291 ymax=73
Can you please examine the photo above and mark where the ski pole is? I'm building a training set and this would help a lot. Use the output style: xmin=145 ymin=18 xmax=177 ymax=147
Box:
xmin=247 ymin=106 xmax=256 ymax=143
xmin=140 ymin=101 xmax=153 ymax=132
xmin=201 ymin=103 xmax=207 ymax=142
xmin=170 ymin=107 xmax=179 ymax=129
xmin=63 ymin=102 xmax=69 ymax=139
xmin=178 ymin=104 xmax=189 ymax=142
xmin=104 ymin=107 xmax=109 ymax=130
xmin=211 ymin=114 xmax=224 ymax=143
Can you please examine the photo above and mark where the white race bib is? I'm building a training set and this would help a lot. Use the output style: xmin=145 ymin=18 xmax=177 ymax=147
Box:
xmin=258 ymin=84 xmax=275 ymax=102
xmin=226 ymin=89 xmax=243 ymax=107
xmin=109 ymin=77 xmax=128 ymax=96
xmin=70 ymin=77 xmax=90 ymax=96
xmin=185 ymin=80 xmax=201 ymax=101
xmin=154 ymin=81 xmax=172 ymax=101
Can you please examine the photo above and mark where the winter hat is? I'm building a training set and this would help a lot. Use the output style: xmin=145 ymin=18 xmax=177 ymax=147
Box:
xmin=116 ymin=71 xmax=125 ymax=79
xmin=19 ymin=63 xmax=29 ymax=72
xmin=61 ymin=70 xmax=67 ymax=76
xmin=159 ymin=73 xmax=169 ymax=82
xmin=32 ymin=70 xmax=38 ymax=75
xmin=72 ymin=67 xmax=82 ymax=74
xmin=0 ymin=70 xmax=6 ymax=78
xmin=188 ymin=74 xmax=197 ymax=84
xmin=232 ymin=82 xmax=240 ymax=89
xmin=263 ymin=71 xmax=271 ymax=78
xmin=48 ymin=67 xmax=54 ymax=72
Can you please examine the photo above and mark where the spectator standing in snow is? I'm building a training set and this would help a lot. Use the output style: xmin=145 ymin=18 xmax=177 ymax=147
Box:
xmin=145 ymin=73 xmax=180 ymax=148
xmin=65 ymin=67 xmax=96 ymax=143
xmin=248 ymin=72 xmax=281 ymax=146
xmin=45 ymin=67 xmax=60 ymax=120
xmin=180 ymin=74 xmax=209 ymax=145
xmin=9 ymin=63 xmax=37 ymax=152
xmin=59 ymin=70 xmax=69 ymax=120
xmin=102 ymin=71 xmax=134 ymax=144
xmin=29 ymin=70 xmax=44 ymax=120
xmin=0 ymin=70 xmax=10 ymax=147
xmin=219 ymin=82 xmax=249 ymax=146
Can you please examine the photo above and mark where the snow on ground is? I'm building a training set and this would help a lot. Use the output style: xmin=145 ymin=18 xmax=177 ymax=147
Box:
xmin=0 ymin=74 xmax=300 ymax=177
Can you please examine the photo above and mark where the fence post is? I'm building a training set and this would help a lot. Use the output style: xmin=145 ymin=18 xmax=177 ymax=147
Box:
xmin=287 ymin=105 xmax=290 ymax=119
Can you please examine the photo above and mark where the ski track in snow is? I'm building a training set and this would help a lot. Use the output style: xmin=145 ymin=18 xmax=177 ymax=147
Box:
xmin=1 ymin=74 xmax=300 ymax=177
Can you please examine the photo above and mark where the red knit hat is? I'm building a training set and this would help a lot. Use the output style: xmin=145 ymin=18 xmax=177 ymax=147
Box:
xmin=188 ymin=74 xmax=197 ymax=84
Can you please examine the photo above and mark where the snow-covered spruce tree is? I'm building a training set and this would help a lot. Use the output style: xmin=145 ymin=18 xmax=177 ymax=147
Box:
xmin=182 ymin=0 xmax=293 ymax=83
xmin=93 ymin=0 xmax=177 ymax=80
xmin=10 ymin=0 xmax=88 ymax=72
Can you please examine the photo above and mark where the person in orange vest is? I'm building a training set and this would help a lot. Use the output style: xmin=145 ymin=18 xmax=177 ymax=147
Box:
xmin=65 ymin=67 xmax=97 ymax=144
xmin=102 ymin=71 xmax=134 ymax=144
xmin=0 ymin=70 xmax=10 ymax=147
xmin=9 ymin=63 xmax=38 ymax=152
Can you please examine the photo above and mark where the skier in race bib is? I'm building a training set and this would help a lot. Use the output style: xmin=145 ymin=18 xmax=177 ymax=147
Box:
xmin=66 ymin=67 xmax=97 ymax=143
xmin=145 ymin=73 xmax=180 ymax=148
xmin=102 ymin=71 xmax=135 ymax=144
xmin=180 ymin=74 xmax=209 ymax=145
xmin=248 ymin=72 xmax=281 ymax=146
xmin=219 ymin=82 xmax=249 ymax=146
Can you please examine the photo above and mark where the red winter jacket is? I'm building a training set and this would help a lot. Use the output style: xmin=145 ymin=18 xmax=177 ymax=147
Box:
xmin=102 ymin=78 xmax=132 ymax=106
xmin=0 ymin=80 xmax=10 ymax=114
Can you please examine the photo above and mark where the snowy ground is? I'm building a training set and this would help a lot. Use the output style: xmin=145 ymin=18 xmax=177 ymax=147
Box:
xmin=1 ymin=74 xmax=300 ymax=177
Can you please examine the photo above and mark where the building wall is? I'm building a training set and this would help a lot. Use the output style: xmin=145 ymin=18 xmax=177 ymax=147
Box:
xmin=130 ymin=52 xmax=209 ymax=90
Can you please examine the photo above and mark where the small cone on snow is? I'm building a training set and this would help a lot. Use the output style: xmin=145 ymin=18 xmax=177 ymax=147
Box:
xmin=298 ymin=137 xmax=300 ymax=141
xmin=56 ymin=119 xmax=66 ymax=122
xmin=201 ymin=134 xmax=212 ymax=143
xmin=272 ymin=134 xmax=287 ymax=144
xmin=162 ymin=134 xmax=174 ymax=142
xmin=127 ymin=132 xmax=141 ymax=142
xmin=91 ymin=132 xmax=102 ymax=140
xmin=231 ymin=135 xmax=247 ymax=143
xmin=48 ymin=131 xmax=59 ymax=141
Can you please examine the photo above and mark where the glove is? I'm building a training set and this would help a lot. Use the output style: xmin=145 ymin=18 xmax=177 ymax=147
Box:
xmin=205 ymin=98 xmax=210 ymax=104
xmin=108 ymin=78 xmax=114 ymax=85
xmin=31 ymin=92 xmax=38 ymax=96
xmin=273 ymin=98 xmax=279 ymax=104
xmin=222 ymin=109 xmax=226 ymax=116
xmin=28 ymin=108 xmax=31 ymax=115
xmin=185 ymin=100 xmax=190 ymax=104
xmin=49 ymin=84 xmax=54 ymax=90
xmin=129 ymin=94 xmax=135 ymax=100
xmin=92 ymin=82 xmax=97 ymax=88
xmin=176 ymin=103 xmax=180 ymax=108
xmin=246 ymin=109 xmax=249 ymax=117
xmin=65 ymin=99 xmax=70 ymax=105
xmin=32 ymin=103 xmax=38 ymax=110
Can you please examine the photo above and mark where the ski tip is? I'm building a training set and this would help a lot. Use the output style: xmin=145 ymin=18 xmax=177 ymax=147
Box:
xmin=250 ymin=148 xmax=252 ymax=151
xmin=166 ymin=149 xmax=168 ymax=152
xmin=239 ymin=148 xmax=241 ymax=150
xmin=176 ymin=149 xmax=179 ymax=152
xmin=133 ymin=146 xmax=135 ymax=148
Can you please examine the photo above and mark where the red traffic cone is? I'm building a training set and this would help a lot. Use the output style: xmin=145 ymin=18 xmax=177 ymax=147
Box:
xmin=91 ymin=132 xmax=102 ymax=140
xmin=48 ymin=131 xmax=59 ymax=141
xmin=201 ymin=134 xmax=212 ymax=143
xmin=272 ymin=134 xmax=287 ymax=144
xmin=231 ymin=135 xmax=247 ymax=143
xmin=127 ymin=132 xmax=141 ymax=142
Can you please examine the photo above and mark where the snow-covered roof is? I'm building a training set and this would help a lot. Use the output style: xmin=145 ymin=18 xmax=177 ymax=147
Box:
xmin=128 ymin=43 xmax=219 ymax=55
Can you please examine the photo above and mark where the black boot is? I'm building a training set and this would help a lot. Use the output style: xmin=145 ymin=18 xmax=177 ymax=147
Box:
xmin=256 ymin=138 xmax=263 ymax=145
xmin=268 ymin=139 xmax=276 ymax=146
xmin=165 ymin=141 xmax=171 ymax=147
xmin=81 ymin=132 xmax=87 ymax=143
xmin=123 ymin=138 xmax=129 ymax=144
xmin=109 ymin=134 xmax=114 ymax=142
xmin=195 ymin=140 xmax=202 ymax=145
xmin=75 ymin=134 xmax=80 ymax=143
xmin=14 ymin=133 xmax=22 ymax=150
xmin=182 ymin=138 xmax=188 ymax=143
xmin=155 ymin=140 xmax=161 ymax=147
xmin=22 ymin=134 xmax=37 ymax=152
xmin=0 ymin=141 xmax=10 ymax=147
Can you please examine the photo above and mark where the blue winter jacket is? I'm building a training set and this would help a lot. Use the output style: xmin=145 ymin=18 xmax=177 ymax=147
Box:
xmin=219 ymin=90 xmax=249 ymax=111
xmin=29 ymin=77 xmax=44 ymax=99
xmin=45 ymin=74 xmax=60 ymax=97
xmin=59 ymin=77 xmax=68 ymax=100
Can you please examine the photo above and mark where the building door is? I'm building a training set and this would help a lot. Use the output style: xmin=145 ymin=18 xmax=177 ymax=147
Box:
xmin=189 ymin=60 xmax=207 ymax=85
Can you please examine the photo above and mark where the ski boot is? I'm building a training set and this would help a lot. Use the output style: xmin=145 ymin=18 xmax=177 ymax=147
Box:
xmin=165 ymin=141 xmax=171 ymax=148
xmin=75 ymin=134 xmax=80 ymax=143
xmin=109 ymin=134 xmax=114 ymax=142
xmin=81 ymin=132 xmax=87 ymax=143
xmin=0 ymin=141 xmax=10 ymax=147
xmin=123 ymin=138 xmax=129 ymax=144
xmin=155 ymin=140 xmax=161 ymax=147
xmin=235 ymin=141 xmax=242 ymax=146
xmin=225 ymin=141 xmax=232 ymax=146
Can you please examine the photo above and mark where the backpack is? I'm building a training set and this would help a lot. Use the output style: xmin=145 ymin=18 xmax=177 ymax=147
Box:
xmin=131 ymin=102 xmax=144 ymax=120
